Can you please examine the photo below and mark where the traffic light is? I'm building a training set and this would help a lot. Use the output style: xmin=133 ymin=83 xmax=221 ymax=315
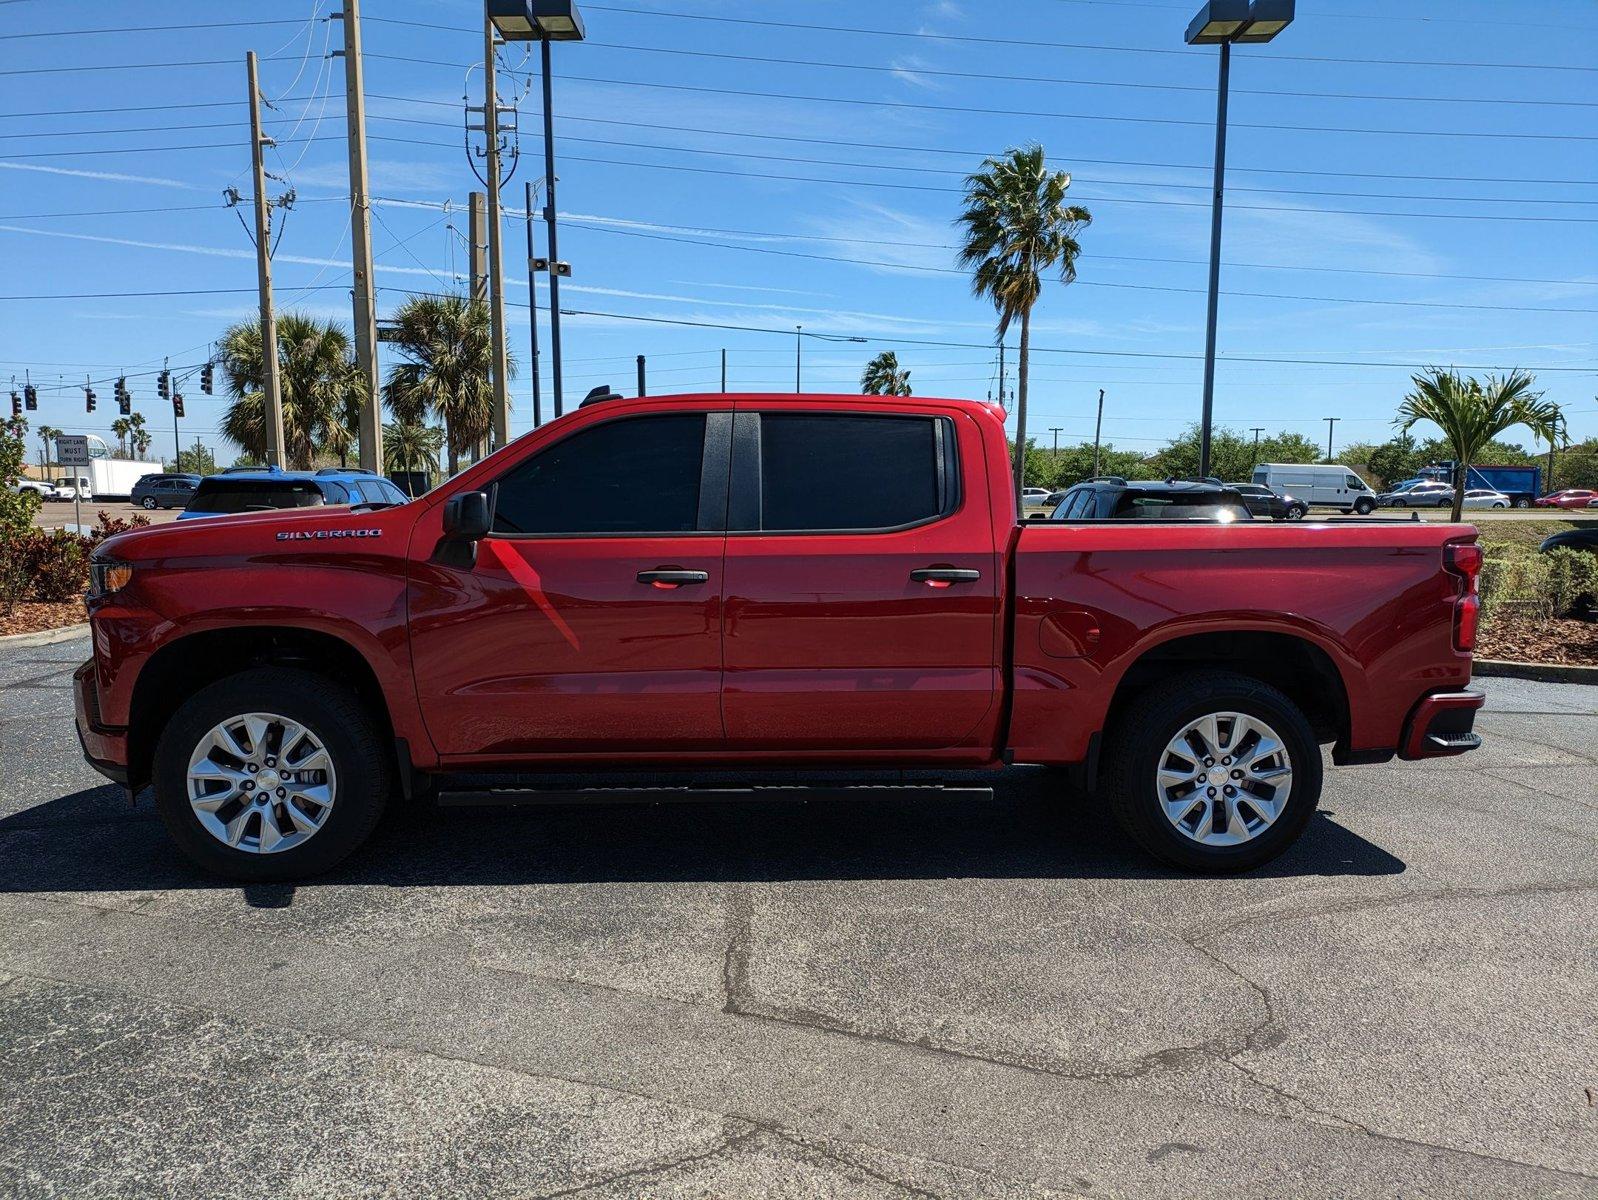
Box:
xmin=9 ymin=392 xmax=19 ymax=418
xmin=23 ymin=384 xmax=37 ymax=411
xmin=200 ymin=362 xmax=214 ymax=395
xmin=157 ymin=371 xmax=170 ymax=400
xmin=116 ymin=377 xmax=131 ymax=415
xmin=85 ymin=385 xmax=96 ymax=413
xmin=173 ymin=393 xmax=185 ymax=419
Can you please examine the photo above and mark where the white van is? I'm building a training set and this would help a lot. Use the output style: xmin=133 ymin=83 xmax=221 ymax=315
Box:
xmin=1251 ymin=463 xmax=1377 ymax=514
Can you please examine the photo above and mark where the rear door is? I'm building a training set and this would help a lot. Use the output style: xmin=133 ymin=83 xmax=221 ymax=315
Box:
xmin=408 ymin=408 xmax=731 ymax=758
xmin=720 ymin=403 xmax=1001 ymax=753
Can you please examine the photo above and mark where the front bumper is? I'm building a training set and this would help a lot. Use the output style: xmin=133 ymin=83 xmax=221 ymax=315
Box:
xmin=1398 ymin=689 xmax=1485 ymax=760
xmin=74 ymin=660 xmax=129 ymax=784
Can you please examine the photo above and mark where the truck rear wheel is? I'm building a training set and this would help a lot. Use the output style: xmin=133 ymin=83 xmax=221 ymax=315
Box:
xmin=152 ymin=668 xmax=390 ymax=882
xmin=1104 ymin=671 xmax=1322 ymax=873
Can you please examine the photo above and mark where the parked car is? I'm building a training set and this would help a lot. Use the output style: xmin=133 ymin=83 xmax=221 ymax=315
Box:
xmin=1048 ymin=477 xmax=1253 ymax=522
xmin=131 ymin=473 xmax=201 ymax=510
xmin=1382 ymin=481 xmax=1454 ymax=508
xmin=80 ymin=393 xmax=1485 ymax=881
xmin=44 ymin=475 xmax=91 ymax=502
xmin=178 ymin=467 xmax=409 ymax=521
xmin=1460 ymin=489 xmax=1511 ymax=510
xmin=1251 ymin=463 xmax=1378 ymax=514
xmin=1228 ymin=483 xmax=1307 ymax=521
xmin=1539 ymin=528 xmax=1598 ymax=554
xmin=1021 ymin=487 xmax=1052 ymax=505
xmin=10 ymin=478 xmax=52 ymax=499
xmin=1535 ymin=489 xmax=1596 ymax=510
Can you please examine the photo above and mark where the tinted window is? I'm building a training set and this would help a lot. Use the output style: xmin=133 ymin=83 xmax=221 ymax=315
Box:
xmin=319 ymin=482 xmax=350 ymax=504
xmin=1052 ymin=489 xmax=1093 ymax=520
xmin=187 ymin=480 xmax=326 ymax=514
xmin=493 ymin=414 xmax=705 ymax=535
xmin=759 ymin=414 xmax=943 ymax=531
xmin=1109 ymin=491 xmax=1246 ymax=520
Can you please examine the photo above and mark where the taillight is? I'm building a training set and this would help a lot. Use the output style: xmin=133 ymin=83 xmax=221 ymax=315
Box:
xmin=1444 ymin=541 xmax=1482 ymax=652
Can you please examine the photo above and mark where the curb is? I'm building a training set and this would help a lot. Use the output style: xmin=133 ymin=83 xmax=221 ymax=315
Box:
xmin=0 ymin=623 xmax=89 ymax=648
xmin=1475 ymin=658 xmax=1598 ymax=686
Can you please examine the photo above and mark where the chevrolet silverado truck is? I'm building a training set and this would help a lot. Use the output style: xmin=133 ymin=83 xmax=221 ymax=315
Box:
xmin=77 ymin=394 xmax=1485 ymax=881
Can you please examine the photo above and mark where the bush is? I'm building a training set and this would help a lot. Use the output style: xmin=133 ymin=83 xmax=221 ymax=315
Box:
xmin=0 ymin=512 xmax=151 ymax=609
xmin=1480 ymin=547 xmax=1598 ymax=624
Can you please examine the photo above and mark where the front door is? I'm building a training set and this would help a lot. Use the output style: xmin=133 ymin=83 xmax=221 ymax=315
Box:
xmin=409 ymin=409 xmax=731 ymax=759
xmin=720 ymin=405 xmax=1002 ymax=754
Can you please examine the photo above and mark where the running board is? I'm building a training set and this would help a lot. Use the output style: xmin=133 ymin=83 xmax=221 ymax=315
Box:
xmin=437 ymin=783 xmax=995 ymax=807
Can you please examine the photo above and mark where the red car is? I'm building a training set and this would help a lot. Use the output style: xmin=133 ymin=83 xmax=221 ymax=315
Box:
xmin=1535 ymin=489 xmax=1596 ymax=510
xmin=77 ymin=394 xmax=1484 ymax=880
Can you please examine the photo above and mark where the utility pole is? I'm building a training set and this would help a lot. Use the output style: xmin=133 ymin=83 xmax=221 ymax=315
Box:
xmin=1546 ymin=438 xmax=1556 ymax=493
xmin=1197 ymin=40 xmax=1231 ymax=481
xmin=795 ymin=325 xmax=802 ymax=392
xmin=636 ymin=354 xmax=646 ymax=397
xmin=482 ymin=14 xmax=510 ymax=450
xmin=1049 ymin=427 xmax=1063 ymax=459
xmin=1323 ymin=416 xmax=1340 ymax=463
xmin=1251 ymin=426 xmax=1264 ymax=451
xmin=336 ymin=0 xmax=380 ymax=474
xmin=1092 ymin=388 xmax=1105 ymax=477
xmin=247 ymin=51 xmax=286 ymax=469
xmin=468 ymin=191 xmax=487 ymax=301
xmin=524 ymin=180 xmax=542 ymax=428
xmin=720 ymin=348 xmax=727 ymax=392
xmin=998 ymin=342 xmax=1007 ymax=410
xmin=169 ymin=358 xmax=179 ymax=472
xmin=539 ymin=36 xmax=566 ymax=418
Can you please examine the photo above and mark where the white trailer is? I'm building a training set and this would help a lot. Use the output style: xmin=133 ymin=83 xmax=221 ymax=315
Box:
xmin=85 ymin=458 xmax=156 ymax=499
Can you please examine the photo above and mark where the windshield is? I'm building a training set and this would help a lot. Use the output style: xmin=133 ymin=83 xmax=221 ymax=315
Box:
xmin=187 ymin=480 xmax=326 ymax=514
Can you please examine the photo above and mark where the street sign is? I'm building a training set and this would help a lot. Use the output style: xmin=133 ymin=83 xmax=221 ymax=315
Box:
xmin=55 ymin=434 xmax=91 ymax=467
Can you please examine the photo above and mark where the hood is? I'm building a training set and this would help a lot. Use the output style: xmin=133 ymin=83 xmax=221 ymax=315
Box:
xmin=96 ymin=503 xmax=403 ymax=563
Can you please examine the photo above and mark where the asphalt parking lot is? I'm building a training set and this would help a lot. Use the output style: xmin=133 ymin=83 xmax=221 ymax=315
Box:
xmin=1 ymin=633 xmax=1594 ymax=1198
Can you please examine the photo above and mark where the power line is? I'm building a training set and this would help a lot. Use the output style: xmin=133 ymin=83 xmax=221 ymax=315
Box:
xmin=577 ymin=4 xmax=1598 ymax=73
xmin=0 ymin=18 xmax=306 ymax=41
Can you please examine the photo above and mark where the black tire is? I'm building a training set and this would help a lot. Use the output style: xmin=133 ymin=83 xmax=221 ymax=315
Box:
xmin=1353 ymin=496 xmax=1376 ymax=515
xmin=152 ymin=667 xmax=391 ymax=882
xmin=1103 ymin=670 xmax=1323 ymax=873
xmin=141 ymin=496 xmax=158 ymax=510
xmin=1288 ymin=504 xmax=1307 ymax=520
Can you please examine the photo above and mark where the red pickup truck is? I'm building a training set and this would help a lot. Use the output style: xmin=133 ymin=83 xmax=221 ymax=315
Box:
xmin=77 ymin=394 xmax=1484 ymax=881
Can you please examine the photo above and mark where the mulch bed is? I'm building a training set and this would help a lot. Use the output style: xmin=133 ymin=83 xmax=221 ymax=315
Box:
xmin=1480 ymin=614 xmax=1598 ymax=666
xmin=0 ymin=601 xmax=86 ymax=639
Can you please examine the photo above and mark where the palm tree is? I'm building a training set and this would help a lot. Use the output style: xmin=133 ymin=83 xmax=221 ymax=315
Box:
xmin=216 ymin=312 xmax=365 ymax=469
xmin=36 ymin=425 xmax=60 ymax=476
xmin=109 ymin=416 xmax=132 ymax=457
xmin=383 ymin=421 xmax=445 ymax=495
xmin=957 ymin=144 xmax=1091 ymax=512
xmin=126 ymin=412 xmax=152 ymax=461
xmin=860 ymin=351 xmax=912 ymax=396
xmin=383 ymin=293 xmax=510 ymax=476
xmin=1396 ymin=369 xmax=1565 ymax=522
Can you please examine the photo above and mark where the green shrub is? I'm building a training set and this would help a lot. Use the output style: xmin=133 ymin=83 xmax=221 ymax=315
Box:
xmin=1546 ymin=546 xmax=1597 ymax=616
xmin=1480 ymin=547 xmax=1598 ymax=624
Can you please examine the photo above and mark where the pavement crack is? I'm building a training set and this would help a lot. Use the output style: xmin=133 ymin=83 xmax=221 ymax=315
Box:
xmin=720 ymin=883 xmax=753 ymax=1015
xmin=530 ymin=1118 xmax=761 ymax=1198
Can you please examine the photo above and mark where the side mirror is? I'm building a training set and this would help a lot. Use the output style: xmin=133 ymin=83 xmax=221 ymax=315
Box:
xmin=436 ymin=491 xmax=491 ymax=567
xmin=442 ymin=491 xmax=491 ymax=541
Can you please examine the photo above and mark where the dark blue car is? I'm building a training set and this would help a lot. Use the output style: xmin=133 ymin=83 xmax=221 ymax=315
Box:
xmin=178 ymin=467 xmax=410 ymax=521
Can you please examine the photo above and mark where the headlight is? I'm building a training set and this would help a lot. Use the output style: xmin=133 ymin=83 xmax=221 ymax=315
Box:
xmin=89 ymin=560 xmax=133 ymax=596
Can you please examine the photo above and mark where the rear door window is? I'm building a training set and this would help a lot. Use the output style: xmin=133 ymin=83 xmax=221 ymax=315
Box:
xmin=755 ymin=413 xmax=951 ymax=532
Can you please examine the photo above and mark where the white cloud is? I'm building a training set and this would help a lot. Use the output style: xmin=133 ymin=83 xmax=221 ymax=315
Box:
xmin=0 ymin=162 xmax=200 ymax=191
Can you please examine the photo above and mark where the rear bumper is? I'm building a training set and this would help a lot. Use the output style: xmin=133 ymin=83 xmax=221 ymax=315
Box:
xmin=1398 ymin=689 xmax=1485 ymax=760
xmin=74 ymin=660 xmax=129 ymax=784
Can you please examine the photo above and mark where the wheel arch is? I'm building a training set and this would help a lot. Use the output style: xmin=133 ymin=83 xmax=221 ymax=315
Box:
xmin=127 ymin=625 xmax=398 ymax=792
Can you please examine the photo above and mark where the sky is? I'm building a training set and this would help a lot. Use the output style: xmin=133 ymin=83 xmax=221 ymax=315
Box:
xmin=1 ymin=0 xmax=1596 ymax=468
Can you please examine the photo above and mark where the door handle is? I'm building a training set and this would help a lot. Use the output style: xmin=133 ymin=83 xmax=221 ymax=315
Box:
xmin=637 ymin=568 xmax=709 ymax=589
xmin=910 ymin=566 xmax=981 ymax=588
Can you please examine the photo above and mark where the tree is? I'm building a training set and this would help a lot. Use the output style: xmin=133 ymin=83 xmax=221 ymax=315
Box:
xmin=216 ymin=312 xmax=366 ymax=469
xmin=383 ymin=293 xmax=509 ymax=477
xmin=1396 ymin=369 xmax=1565 ymax=522
xmin=175 ymin=440 xmax=217 ymax=476
xmin=383 ymin=421 xmax=445 ymax=495
xmin=126 ymin=411 xmax=152 ymax=461
xmin=110 ymin=417 xmax=132 ymax=458
xmin=35 ymin=424 xmax=59 ymax=476
xmin=860 ymin=351 xmax=912 ymax=396
xmin=1146 ymin=425 xmax=1318 ymax=483
xmin=1 ymin=417 xmax=42 ymax=601
xmin=957 ymin=145 xmax=1090 ymax=513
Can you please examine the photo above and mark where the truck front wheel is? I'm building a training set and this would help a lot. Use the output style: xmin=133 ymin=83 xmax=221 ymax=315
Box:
xmin=1104 ymin=671 xmax=1322 ymax=873
xmin=152 ymin=668 xmax=391 ymax=882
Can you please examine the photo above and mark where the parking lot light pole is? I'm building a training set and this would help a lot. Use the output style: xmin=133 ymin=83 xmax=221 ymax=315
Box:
xmin=1185 ymin=0 xmax=1294 ymax=479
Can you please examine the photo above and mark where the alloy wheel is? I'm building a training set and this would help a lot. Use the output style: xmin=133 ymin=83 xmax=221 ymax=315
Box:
xmin=1155 ymin=711 xmax=1293 ymax=847
xmin=186 ymin=712 xmax=337 ymax=854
